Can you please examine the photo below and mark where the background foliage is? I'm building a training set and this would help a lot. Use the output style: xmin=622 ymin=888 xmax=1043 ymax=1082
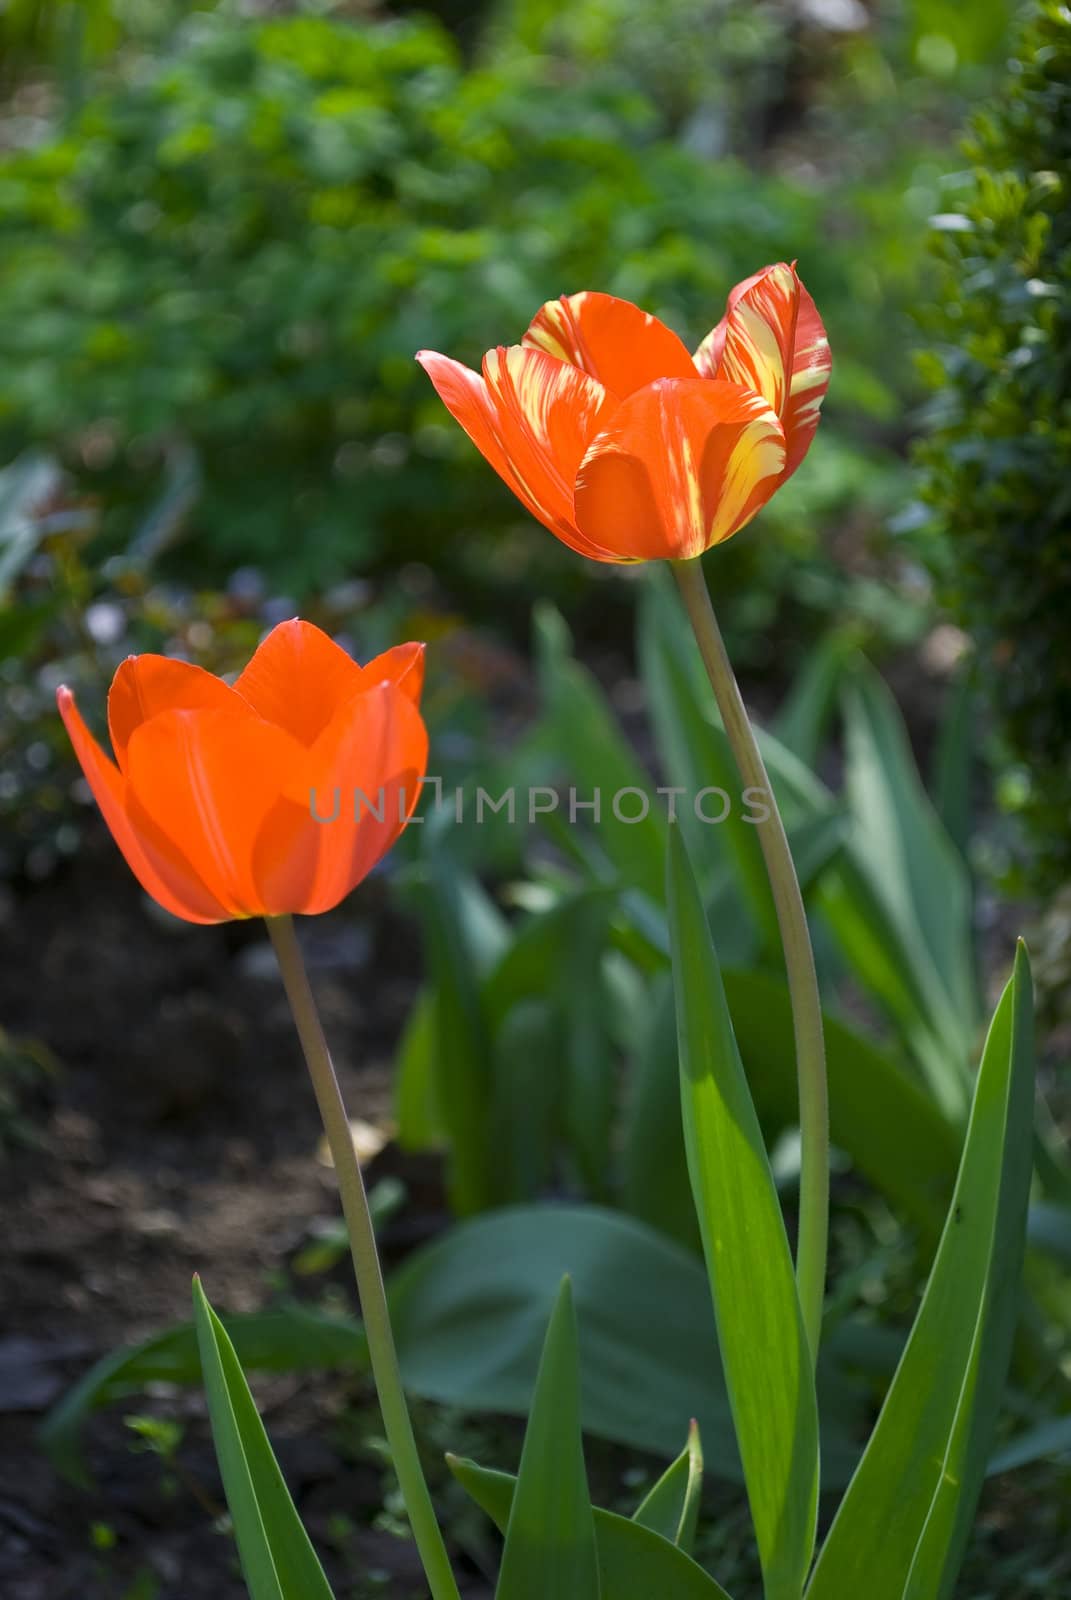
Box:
xmin=916 ymin=0 xmax=1071 ymax=891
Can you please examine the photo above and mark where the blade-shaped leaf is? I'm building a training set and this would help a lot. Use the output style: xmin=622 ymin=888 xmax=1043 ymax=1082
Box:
xmin=421 ymin=848 xmax=500 ymax=1213
xmin=667 ymin=827 xmax=818 ymax=1600
xmin=535 ymin=602 xmax=666 ymax=905
xmin=638 ymin=570 xmax=775 ymax=938
xmin=806 ymin=944 xmax=1035 ymax=1600
xmin=395 ymin=987 xmax=443 ymax=1152
xmin=820 ymin=657 xmax=978 ymax=1117
xmin=632 ymin=1419 xmax=703 ymax=1552
xmin=492 ymin=999 xmax=562 ymax=1202
xmin=192 ymin=1278 xmax=336 ymax=1600
xmin=495 ymin=1277 xmax=599 ymax=1600
xmin=622 ymin=968 xmax=961 ymax=1254
xmin=449 ymin=1453 xmax=734 ymax=1600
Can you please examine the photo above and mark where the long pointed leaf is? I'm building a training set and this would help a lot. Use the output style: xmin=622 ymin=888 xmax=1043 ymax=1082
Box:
xmin=495 ymin=1277 xmax=600 ymax=1600
xmin=806 ymin=944 xmax=1035 ymax=1600
xmin=667 ymin=828 xmax=818 ymax=1600
xmin=192 ymin=1278 xmax=335 ymax=1600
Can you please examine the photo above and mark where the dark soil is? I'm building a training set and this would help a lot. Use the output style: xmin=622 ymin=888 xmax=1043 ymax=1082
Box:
xmin=0 ymin=831 xmax=487 ymax=1600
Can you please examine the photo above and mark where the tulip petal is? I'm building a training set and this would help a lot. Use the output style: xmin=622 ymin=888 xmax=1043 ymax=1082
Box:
xmin=693 ymin=267 xmax=771 ymax=379
xmin=522 ymin=291 xmax=698 ymax=398
xmin=417 ymin=347 xmax=620 ymax=561
xmin=123 ymin=708 xmax=311 ymax=919
xmin=108 ymin=656 xmax=244 ymax=771
xmin=290 ymin=684 xmax=430 ymax=916
xmin=782 ymin=280 xmax=831 ymax=480
xmin=714 ymin=262 xmax=799 ymax=418
xmin=358 ymin=640 xmax=425 ymax=705
xmin=696 ymin=264 xmax=831 ymax=481
xmin=575 ymin=378 xmax=786 ymax=561
xmin=57 ymin=687 xmax=230 ymax=923
xmin=234 ymin=620 xmax=365 ymax=746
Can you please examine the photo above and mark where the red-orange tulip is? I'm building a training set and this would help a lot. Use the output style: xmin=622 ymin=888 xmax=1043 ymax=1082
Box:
xmin=417 ymin=262 xmax=830 ymax=564
xmin=58 ymin=620 xmax=428 ymax=923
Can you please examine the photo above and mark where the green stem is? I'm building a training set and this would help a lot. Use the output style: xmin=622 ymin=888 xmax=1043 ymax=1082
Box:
xmin=267 ymin=914 xmax=461 ymax=1600
xmin=672 ymin=558 xmax=828 ymax=1364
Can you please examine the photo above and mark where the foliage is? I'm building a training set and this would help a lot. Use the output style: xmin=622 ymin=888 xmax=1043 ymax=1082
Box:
xmin=915 ymin=0 xmax=1071 ymax=889
xmin=0 ymin=7 xmax=900 ymax=619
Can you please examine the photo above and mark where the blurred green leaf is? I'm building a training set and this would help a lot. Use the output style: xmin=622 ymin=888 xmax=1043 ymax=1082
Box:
xmin=820 ymin=656 xmax=978 ymax=1118
xmin=421 ymin=847 xmax=501 ymax=1213
xmin=807 ymin=944 xmax=1035 ymax=1600
xmin=773 ymin=631 xmax=853 ymax=769
xmin=494 ymin=1277 xmax=599 ymax=1600
xmin=535 ymin=603 xmax=666 ymax=905
xmin=492 ymin=998 xmax=562 ymax=1201
xmin=449 ymin=1453 xmax=734 ymax=1600
xmin=192 ymin=1278 xmax=336 ymax=1600
xmin=638 ymin=570 xmax=774 ymax=939
xmin=395 ymin=987 xmax=443 ymax=1152
xmin=41 ymin=1304 xmax=366 ymax=1489
xmin=667 ymin=827 xmax=818 ymax=1598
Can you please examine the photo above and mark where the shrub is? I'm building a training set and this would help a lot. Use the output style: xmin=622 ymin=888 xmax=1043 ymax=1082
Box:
xmin=0 ymin=8 xmax=896 ymax=613
xmin=916 ymin=0 xmax=1071 ymax=889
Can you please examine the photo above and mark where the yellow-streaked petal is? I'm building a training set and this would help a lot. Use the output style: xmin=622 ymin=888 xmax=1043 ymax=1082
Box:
xmin=574 ymin=378 xmax=786 ymax=561
xmin=417 ymin=347 xmax=620 ymax=560
xmin=717 ymin=262 xmax=799 ymax=417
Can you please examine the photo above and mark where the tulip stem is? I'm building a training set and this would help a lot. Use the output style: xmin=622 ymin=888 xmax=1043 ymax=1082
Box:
xmin=672 ymin=558 xmax=828 ymax=1366
xmin=267 ymin=914 xmax=461 ymax=1600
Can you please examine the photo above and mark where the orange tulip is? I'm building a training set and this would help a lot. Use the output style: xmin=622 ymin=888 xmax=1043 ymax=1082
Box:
xmin=417 ymin=262 xmax=830 ymax=564
xmin=57 ymin=620 xmax=428 ymax=924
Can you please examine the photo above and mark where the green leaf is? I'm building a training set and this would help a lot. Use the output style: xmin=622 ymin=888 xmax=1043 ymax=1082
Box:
xmin=930 ymin=664 xmax=975 ymax=862
xmin=386 ymin=1203 xmax=735 ymax=1466
xmin=421 ymin=848 xmax=500 ymax=1213
xmin=535 ymin=602 xmax=667 ymax=905
xmin=632 ymin=1418 xmax=703 ymax=1552
xmin=394 ymin=987 xmax=442 ymax=1151
xmin=40 ymin=1304 xmax=366 ymax=1488
xmin=495 ymin=1277 xmax=599 ymax=1600
xmin=387 ymin=1203 xmax=866 ymax=1489
xmin=449 ymin=1453 xmax=734 ymax=1600
xmin=622 ymin=963 xmax=961 ymax=1254
xmin=619 ymin=974 xmax=702 ymax=1252
xmin=724 ymin=970 xmax=961 ymax=1247
xmin=192 ymin=1278 xmax=336 ymax=1600
xmin=491 ymin=999 xmax=562 ymax=1201
xmin=806 ymin=944 xmax=1035 ymax=1600
xmin=638 ymin=571 xmax=774 ymax=939
xmin=667 ymin=827 xmax=818 ymax=1600
xmin=773 ymin=631 xmax=852 ymax=769
xmin=987 ymin=1413 xmax=1071 ymax=1476
xmin=820 ymin=657 xmax=979 ymax=1118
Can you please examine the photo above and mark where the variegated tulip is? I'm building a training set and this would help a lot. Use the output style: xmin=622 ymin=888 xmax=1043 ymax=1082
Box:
xmin=417 ymin=262 xmax=830 ymax=564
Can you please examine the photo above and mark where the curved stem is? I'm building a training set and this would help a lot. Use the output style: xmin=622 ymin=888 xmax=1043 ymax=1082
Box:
xmin=267 ymin=915 xmax=461 ymax=1600
xmin=672 ymin=558 xmax=828 ymax=1364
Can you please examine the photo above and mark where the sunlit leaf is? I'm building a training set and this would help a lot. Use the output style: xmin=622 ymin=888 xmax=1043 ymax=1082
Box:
xmin=807 ymin=945 xmax=1035 ymax=1600
xmin=667 ymin=827 xmax=818 ymax=1597
xmin=192 ymin=1278 xmax=336 ymax=1600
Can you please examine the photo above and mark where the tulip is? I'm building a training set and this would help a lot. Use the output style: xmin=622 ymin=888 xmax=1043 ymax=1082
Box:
xmin=421 ymin=264 xmax=832 ymax=1359
xmin=57 ymin=619 xmax=428 ymax=923
xmin=417 ymin=261 xmax=830 ymax=564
